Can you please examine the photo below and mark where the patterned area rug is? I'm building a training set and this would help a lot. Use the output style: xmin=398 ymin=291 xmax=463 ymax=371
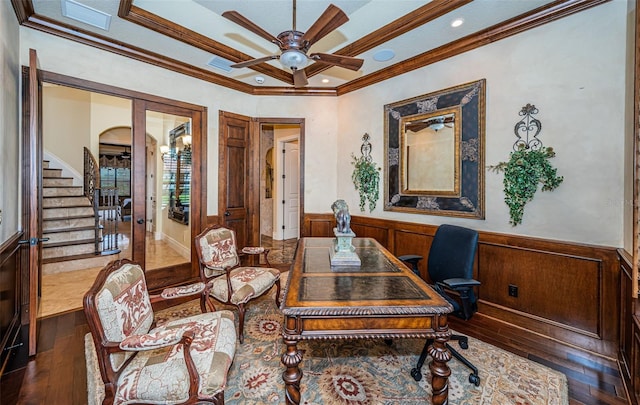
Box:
xmin=85 ymin=279 xmax=569 ymax=405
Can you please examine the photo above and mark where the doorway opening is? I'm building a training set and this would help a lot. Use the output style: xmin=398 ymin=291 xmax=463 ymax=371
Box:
xmin=259 ymin=123 xmax=301 ymax=265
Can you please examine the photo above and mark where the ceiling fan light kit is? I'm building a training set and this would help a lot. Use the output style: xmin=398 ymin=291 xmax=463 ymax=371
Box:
xmin=280 ymin=49 xmax=308 ymax=70
xmin=222 ymin=1 xmax=363 ymax=87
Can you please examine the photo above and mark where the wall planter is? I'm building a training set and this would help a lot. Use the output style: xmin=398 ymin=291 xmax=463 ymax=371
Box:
xmin=351 ymin=133 xmax=381 ymax=212
xmin=489 ymin=104 xmax=563 ymax=226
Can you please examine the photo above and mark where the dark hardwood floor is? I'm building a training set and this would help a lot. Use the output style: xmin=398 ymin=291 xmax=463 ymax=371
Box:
xmin=0 ymin=308 xmax=630 ymax=405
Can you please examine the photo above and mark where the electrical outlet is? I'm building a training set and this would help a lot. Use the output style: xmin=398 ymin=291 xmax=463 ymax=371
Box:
xmin=508 ymin=284 xmax=518 ymax=297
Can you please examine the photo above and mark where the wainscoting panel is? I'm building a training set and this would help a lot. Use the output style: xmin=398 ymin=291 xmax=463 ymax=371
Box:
xmin=0 ymin=232 xmax=24 ymax=376
xmin=303 ymin=214 xmax=620 ymax=359
xmin=479 ymin=243 xmax=601 ymax=336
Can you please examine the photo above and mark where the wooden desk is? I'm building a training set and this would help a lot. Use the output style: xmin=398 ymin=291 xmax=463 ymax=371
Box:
xmin=280 ymin=237 xmax=453 ymax=405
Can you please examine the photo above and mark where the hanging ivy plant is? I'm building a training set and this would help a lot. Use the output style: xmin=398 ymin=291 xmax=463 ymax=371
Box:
xmin=489 ymin=145 xmax=563 ymax=226
xmin=351 ymin=153 xmax=381 ymax=212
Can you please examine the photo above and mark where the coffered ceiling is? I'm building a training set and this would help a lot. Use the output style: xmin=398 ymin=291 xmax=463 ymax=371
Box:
xmin=13 ymin=0 xmax=608 ymax=96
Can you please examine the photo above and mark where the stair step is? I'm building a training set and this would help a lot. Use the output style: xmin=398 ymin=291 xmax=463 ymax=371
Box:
xmin=43 ymin=160 xmax=50 ymax=169
xmin=42 ymin=227 xmax=97 ymax=244
xmin=42 ymin=239 xmax=97 ymax=259
xmin=43 ymin=196 xmax=91 ymax=208
xmin=43 ymin=206 xmax=94 ymax=219
xmin=43 ymin=216 xmax=95 ymax=230
xmin=43 ymin=168 xmax=62 ymax=178
xmin=42 ymin=252 xmax=109 ymax=266
xmin=43 ymin=186 xmax=84 ymax=197
xmin=43 ymin=177 xmax=74 ymax=187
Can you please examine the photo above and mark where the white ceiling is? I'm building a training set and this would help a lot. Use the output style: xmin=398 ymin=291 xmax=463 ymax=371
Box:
xmin=32 ymin=0 xmax=566 ymax=88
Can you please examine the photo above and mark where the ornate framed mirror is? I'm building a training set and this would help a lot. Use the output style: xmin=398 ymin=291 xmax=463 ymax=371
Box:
xmin=384 ymin=79 xmax=486 ymax=218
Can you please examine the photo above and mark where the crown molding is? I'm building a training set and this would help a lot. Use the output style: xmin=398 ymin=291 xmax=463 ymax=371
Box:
xmin=11 ymin=0 xmax=609 ymax=97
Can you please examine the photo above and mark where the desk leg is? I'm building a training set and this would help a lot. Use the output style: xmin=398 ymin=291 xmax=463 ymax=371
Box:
xmin=281 ymin=338 xmax=303 ymax=405
xmin=428 ymin=334 xmax=452 ymax=405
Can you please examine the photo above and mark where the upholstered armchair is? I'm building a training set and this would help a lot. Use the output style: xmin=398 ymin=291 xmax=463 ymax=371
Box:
xmin=195 ymin=225 xmax=281 ymax=343
xmin=83 ymin=259 xmax=237 ymax=405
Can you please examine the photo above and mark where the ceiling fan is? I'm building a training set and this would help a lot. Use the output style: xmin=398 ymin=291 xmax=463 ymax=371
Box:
xmin=222 ymin=0 xmax=364 ymax=87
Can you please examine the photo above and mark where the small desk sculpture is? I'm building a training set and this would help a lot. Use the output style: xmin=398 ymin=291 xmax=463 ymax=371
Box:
xmin=330 ymin=199 xmax=361 ymax=266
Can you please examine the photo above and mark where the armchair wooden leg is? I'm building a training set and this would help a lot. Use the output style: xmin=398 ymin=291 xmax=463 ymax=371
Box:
xmin=238 ymin=304 xmax=246 ymax=343
xmin=275 ymin=278 xmax=282 ymax=307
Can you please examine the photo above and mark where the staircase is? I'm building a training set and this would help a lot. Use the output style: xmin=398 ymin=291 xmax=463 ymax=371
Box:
xmin=41 ymin=160 xmax=100 ymax=267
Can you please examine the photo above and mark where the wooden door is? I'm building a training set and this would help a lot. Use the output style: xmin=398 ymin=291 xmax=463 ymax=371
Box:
xmin=23 ymin=49 xmax=43 ymax=356
xmin=282 ymin=141 xmax=300 ymax=239
xmin=218 ymin=111 xmax=256 ymax=248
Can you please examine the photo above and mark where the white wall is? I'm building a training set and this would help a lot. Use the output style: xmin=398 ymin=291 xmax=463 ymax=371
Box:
xmin=19 ymin=27 xmax=339 ymax=216
xmin=0 ymin=0 xmax=20 ymax=244
xmin=18 ymin=0 xmax=630 ymax=248
xmin=43 ymin=86 xmax=91 ymax=175
xmin=337 ymin=1 xmax=628 ymax=247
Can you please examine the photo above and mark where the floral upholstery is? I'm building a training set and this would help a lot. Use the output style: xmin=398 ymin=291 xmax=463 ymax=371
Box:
xmin=197 ymin=227 xmax=240 ymax=272
xmin=241 ymin=246 xmax=265 ymax=254
xmin=85 ymin=260 xmax=237 ymax=405
xmin=195 ymin=226 xmax=281 ymax=343
xmin=209 ymin=266 xmax=280 ymax=305
xmin=161 ymin=282 xmax=206 ymax=299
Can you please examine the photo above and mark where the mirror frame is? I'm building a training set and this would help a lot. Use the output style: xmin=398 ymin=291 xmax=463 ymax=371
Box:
xmin=383 ymin=79 xmax=486 ymax=219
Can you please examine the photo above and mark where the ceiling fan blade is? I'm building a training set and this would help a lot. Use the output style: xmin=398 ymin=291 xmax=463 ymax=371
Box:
xmin=309 ymin=53 xmax=363 ymax=71
xmin=230 ymin=55 xmax=279 ymax=69
xmin=222 ymin=11 xmax=282 ymax=47
xmin=293 ymin=68 xmax=308 ymax=87
xmin=300 ymin=4 xmax=349 ymax=46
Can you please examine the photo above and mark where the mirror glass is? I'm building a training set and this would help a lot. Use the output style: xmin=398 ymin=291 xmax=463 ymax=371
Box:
xmin=166 ymin=122 xmax=191 ymax=225
xmin=401 ymin=110 xmax=460 ymax=196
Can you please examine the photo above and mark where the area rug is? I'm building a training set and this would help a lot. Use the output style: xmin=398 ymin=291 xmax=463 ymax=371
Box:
xmin=85 ymin=282 xmax=569 ymax=405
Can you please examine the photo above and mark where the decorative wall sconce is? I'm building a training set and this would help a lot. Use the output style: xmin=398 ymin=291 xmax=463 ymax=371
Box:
xmin=182 ymin=135 xmax=192 ymax=151
xmin=160 ymin=144 xmax=170 ymax=162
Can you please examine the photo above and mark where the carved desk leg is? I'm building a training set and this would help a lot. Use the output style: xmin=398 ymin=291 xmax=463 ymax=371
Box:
xmin=428 ymin=333 xmax=452 ymax=405
xmin=281 ymin=338 xmax=303 ymax=405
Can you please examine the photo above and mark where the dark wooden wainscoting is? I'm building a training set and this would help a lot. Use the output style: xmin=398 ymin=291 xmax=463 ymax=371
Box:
xmin=619 ymin=251 xmax=639 ymax=404
xmin=304 ymin=214 xmax=620 ymax=361
xmin=0 ymin=232 xmax=26 ymax=377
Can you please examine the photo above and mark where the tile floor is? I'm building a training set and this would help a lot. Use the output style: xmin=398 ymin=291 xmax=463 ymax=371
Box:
xmin=39 ymin=234 xmax=298 ymax=318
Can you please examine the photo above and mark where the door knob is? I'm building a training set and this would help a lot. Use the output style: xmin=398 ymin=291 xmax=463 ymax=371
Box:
xmin=224 ymin=211 xmax=231 ymax=216
xmin=137 ymin=218 xmax=144 ymax=224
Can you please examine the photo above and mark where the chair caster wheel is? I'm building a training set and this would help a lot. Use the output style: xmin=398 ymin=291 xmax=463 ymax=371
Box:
xmin=469 ymin=374 xmax=480 ymax=386
xmin=459 ymin=339 xmax=468 ymax=350
xmin=411 ymin=368 xmax=422 ymax=382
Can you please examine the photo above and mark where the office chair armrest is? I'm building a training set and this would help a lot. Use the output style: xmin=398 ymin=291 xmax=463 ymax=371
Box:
xmin=439 ymin=278 xmax=481 ymax=290
xmin=397 ymin=254 xmax=423 ymax=262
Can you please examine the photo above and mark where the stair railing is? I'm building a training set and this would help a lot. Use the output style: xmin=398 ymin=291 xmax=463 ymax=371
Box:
xmin=85 ymin=147 xmax=120 ymax=255
xmin=98 ymin=187 xmax=120 ymax=254
xmin=83 ymin=147 xmax=99 ymax=204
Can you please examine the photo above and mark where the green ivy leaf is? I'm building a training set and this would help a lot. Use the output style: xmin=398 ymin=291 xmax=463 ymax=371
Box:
xmin=351 ymin=154 xmax=380 ymax=212
xmin=488 ymin=146 xmax=563 ymax=226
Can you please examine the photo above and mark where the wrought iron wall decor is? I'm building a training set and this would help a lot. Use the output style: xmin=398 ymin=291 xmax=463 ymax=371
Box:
xmin=513 ymin=103 xmax=542 ymax=151
xmin=383 ymin=79 xmax=486 ymax=218
xmin=488 ymin=104 xmax=563 ymax=226
xmin=351 ymin=133 xmax=381 ymax=212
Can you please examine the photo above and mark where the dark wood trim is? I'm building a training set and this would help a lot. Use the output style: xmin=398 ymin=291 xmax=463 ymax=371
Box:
xmin=0 ymin=232 xmax=24 ymax=376
xmin=119 ymin=3 xmax=294 ymax=85
xmin=10 ymin=0 xmax=609 ymax=96
xmin=336 ymin=0 xmax=609 ymax=95
xmin=304 ymin=213 xmax=620 ymax=361
xmin=304 ymin=0 xmax=472 ymax=79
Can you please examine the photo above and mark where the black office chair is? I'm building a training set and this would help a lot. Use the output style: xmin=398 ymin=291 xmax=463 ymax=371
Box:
xmin=399 ymin=224 xmax=481 ymax=386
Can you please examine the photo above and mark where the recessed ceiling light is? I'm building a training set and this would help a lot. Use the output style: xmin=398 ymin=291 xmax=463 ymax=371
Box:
xmin=451 ymin=18 xmax=464 ymax=28
xmin=322 ymin=79 xmax=330 ymax=84
xmin=61 ymin=0 xmax=111 ymax=31
xmin=373 ymin=49 xmax=395 ymax=62
xmin=255 ymin=76 xmax=265 ymax=84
